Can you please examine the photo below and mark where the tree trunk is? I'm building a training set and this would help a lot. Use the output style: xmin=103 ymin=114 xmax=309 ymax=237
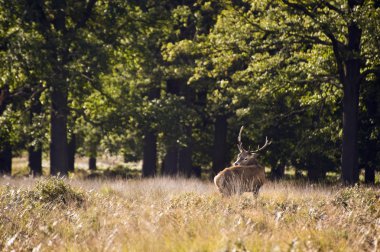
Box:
xmin=142 ymin=86 xmax=160 ymax=177
xmin=211 ymin=115 xmax=228 ymax=177
xmin=178 ymin=84 xmax=195 ymax=178
xmin=29 ymin=147 xmax=42 ymax=176
xmin=192 ymin=165 xmax=202 ymax=178
xmin=178 ymin=146 xmax=193 ymax=177
xmin=50 ymin=83 xmax=69 ymax=176
xmin=89 ymin=156 xmax=97 ymax=170
xmin=161 ymin=79 xmax=182 ymax=176
xmin=341 ymin=68 xmax=360 ymax=184
xmin=28 ymin=93 xmax=43 ymax=176
xmin=142 ymin=130 xmax=157 ymax=177
xmin=307 ymin=153 xmax=327 ymax=182
xmin=341 ymin=22 xmax=362 ymax=185
xmin=308 ymin=167 xmax=326 ymax=182
xmin=271 ymin=161 xmax=285 ymax=180
xmin=67 ymin=133 xmax=76 ymax=172
xmin=0 ymin=141 xmax=12 ymax=175
xmin=162 ymin=145 xmax=179 ymax=176
xmin=48 ymin=0 xmax=70 ymax=176
xmin=364 ymin=165 xmax=375 ymax=184
xmin=361 ymin=139 xmax=377 ymax=184
xmin=0 ymin=85 xmax=10 ymax=116
xmin=363 ymin=140 xmax=377 ymax=184
xmin=89 ymin=143 xmax=97 ymax=170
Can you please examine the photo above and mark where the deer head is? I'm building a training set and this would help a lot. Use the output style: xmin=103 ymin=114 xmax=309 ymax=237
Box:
xmin=234 ymin=126 xmax=271 ymax=166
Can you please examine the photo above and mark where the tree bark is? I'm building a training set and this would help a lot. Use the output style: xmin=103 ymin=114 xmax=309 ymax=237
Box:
xmin=363 ymin=139 xmax=377 ymax=184
xmin=211 ymin=115 xmax=228 ymax=177
xmin=28 ymin=93 xmax=43 ymax=176
xmin=0 ymin=141 xmax=12 ymax=175
xmin=308 ymin=167 xmax=326 ymax=182
xmin=89 ymin=156 xmax=97 ymax=170
xmin=142 ymin=130 xmax=157 ymax=177
xmin=178 ymin=145 xmax=193 ymax=177
xmin=364 ymin=165 xmax=375 ymax=184
xmin=161 ymin=79 xmax=182 ymax=176
xmin=0 ymin=85 xmax=12 ymax=117
xmin=50 ymin=83 xmax=69 ymax=176
xmin=307 ymin=153 xmax=327 ymax=182
xmin=178 ymin=84 xmax=195 ymax=177
xmin=89 ymin=142 xmax=97 ymax=170
xmin=29 ymin=147 xmax=42 ymax=176
xmin=271 ymin=161 xmax=285 ymax=180
xmin=341 ymin=78 xmax=360 ymax=183
xmin=67 ymin=133 xmax=76 ymax=172
xmin=142 ymin=87 xmax=160 ymax=177
xmin=48 ymin=0 xmax=69 ymax=176
xmin=162 ymin=145 xmax=179 ymax=176
xmin=341 ymin=22 xmax=362 ymax=184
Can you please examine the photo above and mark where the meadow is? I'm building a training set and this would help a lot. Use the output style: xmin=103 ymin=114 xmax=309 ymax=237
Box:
xmin=1 ymin=176 xmax=379 ymax=252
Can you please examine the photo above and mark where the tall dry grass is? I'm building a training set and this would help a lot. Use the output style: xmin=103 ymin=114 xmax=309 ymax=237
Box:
xmin=0 ymin=176 xmax=379 ymax=251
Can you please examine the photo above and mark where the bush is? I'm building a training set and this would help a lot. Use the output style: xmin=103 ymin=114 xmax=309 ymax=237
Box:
xmin=30 ymin=177 xmax=84 ymax=206
xmin=332 ymin=185 xmax=380 ymax=212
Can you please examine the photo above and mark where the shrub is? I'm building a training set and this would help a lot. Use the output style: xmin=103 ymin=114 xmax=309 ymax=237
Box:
xmin=30 ymin=177 xmax=84 ymax=206
xmin=332 ymin=185 xmax=380 ymax=212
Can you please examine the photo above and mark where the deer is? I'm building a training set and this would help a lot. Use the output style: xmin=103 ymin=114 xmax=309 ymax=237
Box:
xmin=214 ymin=126 xmax=271 ymax=196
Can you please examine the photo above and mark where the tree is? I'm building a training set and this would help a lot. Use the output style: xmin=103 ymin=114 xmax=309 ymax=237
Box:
xmin=1 ymin=0 xmax=116 ymax=175
xmin=28 ymin=92 xmax=44 ymax=176
xmin=173 ymin=0 xmax=379 ymax=183
xmin=280 ymin=0 xmax=380 ymax=183
xmin=359 ymin=72 xmax=380 ymax=184
xmin=1 ymin=0 xmax=378 ymax=183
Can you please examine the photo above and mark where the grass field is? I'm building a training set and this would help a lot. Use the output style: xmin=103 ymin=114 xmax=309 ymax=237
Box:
xmin=1 ymin=177 xmax=379 ymax=252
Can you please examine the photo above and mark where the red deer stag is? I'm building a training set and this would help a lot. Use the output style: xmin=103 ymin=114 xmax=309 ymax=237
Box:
xmin=214 ymin=126 xmax=271 ymax=196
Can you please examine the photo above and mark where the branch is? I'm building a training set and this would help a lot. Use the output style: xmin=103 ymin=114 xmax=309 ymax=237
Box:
xmin=281 ymin=0 xmax=346 ymax=82
xmin=290 ymin=33 xmax=332 ymax=46
xmin=268 ymin=106 xmax=309 ymax=124
xmin=75 ymin=0 xmax=97 ymax=30
xmin=80 ymin=73 xmax=120 ymax=106
xmin=323 ymin=1 xmax=344 ymax=15
xmin=68 ymin=106 xmax=103 ymax=127
xmin=330 ymin=40 xmax=345 ymax=83
xmin=0 ymin=84 xmax=47 ymax=116
xmin=0 ymin=85 xmax=10 ymax=115
xmin=281 ymin=0 xmax=341 ymax=45
xmin=24 ymin=0 xmax=51 ymax=35
xmin=230 ymin=4 xmax=274 ymax=34
xmin=360 ymin=67 xmax=380 ymax=83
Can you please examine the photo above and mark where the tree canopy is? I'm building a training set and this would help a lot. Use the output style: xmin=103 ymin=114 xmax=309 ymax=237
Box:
xmin=1 ymin=0 xmax=379 ymax=183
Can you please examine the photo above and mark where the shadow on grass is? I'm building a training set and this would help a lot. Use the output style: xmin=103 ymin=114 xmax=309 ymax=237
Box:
xmin=74 ymin=165 xmax=141 ymax=180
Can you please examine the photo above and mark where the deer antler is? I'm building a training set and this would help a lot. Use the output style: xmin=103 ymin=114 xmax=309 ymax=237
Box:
xmin=252 ymin=136 xmax=271 ymax=153
xmin=237 ymin=126 xmax=247 ymax=153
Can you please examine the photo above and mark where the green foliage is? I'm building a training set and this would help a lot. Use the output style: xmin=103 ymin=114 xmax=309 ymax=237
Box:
xmin=30 ymin=177 xmax=85 ymax=206
xmin=1 ymin=0 xmax=379 ymax=179
xmin=332 ymin=185 xmax=380 ymax=212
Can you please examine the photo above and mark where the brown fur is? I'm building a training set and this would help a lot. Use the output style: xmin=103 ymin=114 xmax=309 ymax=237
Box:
xmin=214 ymin=162 xmax=265 ymax=196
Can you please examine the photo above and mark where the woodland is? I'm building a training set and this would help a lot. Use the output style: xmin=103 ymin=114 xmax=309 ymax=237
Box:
xmin=1 ymin=0 xmax=380 ymax=184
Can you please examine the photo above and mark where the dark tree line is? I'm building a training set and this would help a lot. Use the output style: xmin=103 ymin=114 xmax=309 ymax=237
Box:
xmin=1 ymin=0 xmax=379 ymax=184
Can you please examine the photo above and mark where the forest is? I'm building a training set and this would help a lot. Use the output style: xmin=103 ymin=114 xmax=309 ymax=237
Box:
xmin=1 ymin=1 xmax=380 ymax=251
xmin=1 ymin=0 xmax=379 ymax=183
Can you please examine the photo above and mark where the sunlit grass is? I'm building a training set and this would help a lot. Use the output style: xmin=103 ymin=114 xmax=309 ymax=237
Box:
xmin=1 ymin=177 xmax=379 ymax=251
